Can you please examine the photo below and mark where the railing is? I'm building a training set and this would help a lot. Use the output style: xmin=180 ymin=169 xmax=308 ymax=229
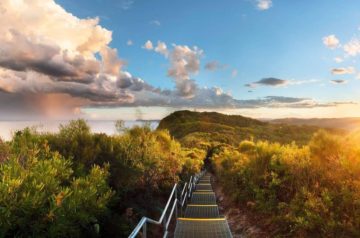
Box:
xmin=128 ymin=170 xmax=205 ymax=238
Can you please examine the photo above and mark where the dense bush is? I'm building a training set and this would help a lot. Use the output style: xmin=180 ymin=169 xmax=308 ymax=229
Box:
xmin=213 ymin=130 xmax=360 ymax=237
xmin=158 ymin=110 xmax=344 ymax=147
xmin=0 ymin=143 xmax=113 ymax=237
xmin=0 ymin=120 xmax=205 ymax=236
xmin=0 ymin=139 xmax=9 ymax=162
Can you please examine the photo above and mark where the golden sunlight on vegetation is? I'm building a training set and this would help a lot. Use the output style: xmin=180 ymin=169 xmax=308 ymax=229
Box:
xmin=213 ymin=130 xmax=360 ymax=237
xmin=1 ymin=110 xmax=360 ymax=237
xmin=0 ymin=119 xmax=204 ymax=237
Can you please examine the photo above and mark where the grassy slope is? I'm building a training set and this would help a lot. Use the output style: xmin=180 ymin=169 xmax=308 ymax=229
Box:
xmin=158 ymin=110 xmax=343 ymax=146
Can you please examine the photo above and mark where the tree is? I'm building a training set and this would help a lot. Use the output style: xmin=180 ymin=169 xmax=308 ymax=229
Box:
xmin=115 ymin=120 xmax=125 ymax=134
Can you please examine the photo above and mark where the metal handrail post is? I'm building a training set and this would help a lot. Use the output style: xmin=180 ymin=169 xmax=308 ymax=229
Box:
xmin=175 ymin=186 xmax=178 ymax=219
xmin=143 ymin=222 xmax=147 ymax=238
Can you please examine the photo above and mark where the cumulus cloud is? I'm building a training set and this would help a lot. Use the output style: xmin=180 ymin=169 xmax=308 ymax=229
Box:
xmin=331 ymin=79 xmax=348 ymax=84
xmin=256 ymin=0 xmax=272 ymax=10
xmin=324 ymin=30 xmax=360 ymax=58
xmin=146 ymin=42 xmax=203 ymax=98
xmin=343 ymin=38 xmax=360 ymax=56
xmin=0 ymin=68 xmax=133 ymax=102
xmin=142 ymin=40 xmax=154 ymax=50
xmin=154 ymin=41 xmax=169 ymax=57
xmin=0 ymin=0 xmax=155 ymax=118
xmin=323 ymin=35 xmax=340 ymax=49
xmin=331 ymin=67 xmax=355 ymax=75
xmin=0 ymin=0 xmax=348 ymax=119
xmin=0 ymin=0 xmax=113 ymax=84
xmin=166 ymin=45 xmax=203 ymax=98
xmin=100 ymin=47 xmax=125 ymax=76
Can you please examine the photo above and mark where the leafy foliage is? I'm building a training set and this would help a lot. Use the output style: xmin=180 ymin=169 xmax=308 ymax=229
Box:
xmin=0 ymin=139 xmax=9 ymax=162
xmin=6 ymin=109 xmax=354 ymax=237
xmin=213 ymin=130 xmax=360 ymax=237
xmin=0 ymin=143 xmax=113 ymax=237
xmin=158 ymin=110 xmax=344 ymax=146
xmin=1 ymin=119 xmax=205 ymax=236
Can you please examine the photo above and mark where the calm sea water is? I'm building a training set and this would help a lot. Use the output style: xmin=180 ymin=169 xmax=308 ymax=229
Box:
xmin=0 ymin=120 xmax=159 ymax=141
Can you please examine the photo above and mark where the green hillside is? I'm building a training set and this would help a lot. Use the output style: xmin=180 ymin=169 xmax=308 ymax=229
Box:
xmin=158 ymin=110 xmax=343 ymax=146
xmin=160 ymin=111 xmax=360 ymax=236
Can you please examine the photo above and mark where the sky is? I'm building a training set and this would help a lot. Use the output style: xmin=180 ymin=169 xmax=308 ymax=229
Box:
xmin=1 ymin=0 xmax=360 ymax=120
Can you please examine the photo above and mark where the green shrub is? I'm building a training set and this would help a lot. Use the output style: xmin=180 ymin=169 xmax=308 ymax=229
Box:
xmin=0 ymin=139 xmax=9 ymax=162
xmin=2 ymin=120 xmax=206 ymax=236
xmin=213 ymin=131 xmax=360 ymax=237
xmin=0 ymin=143 xmax=113 ymax=237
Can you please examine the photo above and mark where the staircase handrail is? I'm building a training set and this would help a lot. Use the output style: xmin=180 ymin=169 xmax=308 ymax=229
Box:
xmin=128 ymin=170 xmax=205 ymax=238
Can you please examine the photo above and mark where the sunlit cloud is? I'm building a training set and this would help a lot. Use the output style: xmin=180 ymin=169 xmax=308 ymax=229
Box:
xmin=343 ymin=38 xmax=360 ymax=56
xmin=154 ymin=41 xmax=169 ymax=57
xmin=256 ymin=0 xmax=272 ymax=10
xmin=0 ymin=0 xmax=353 ymax=120
xmin=331 ymin=67 xmax=355 ymax=75
xmin=142 ymin=40 xmax=154 ymax=50
xmin=323 ymin=35 xmax=340 ymax=49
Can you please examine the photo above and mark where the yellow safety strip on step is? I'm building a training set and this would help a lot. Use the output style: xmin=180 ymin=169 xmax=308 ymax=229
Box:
xmin=178 ymin=218 xmax=225 ymax=221
xmin=197 ymin=183 xmax=211 ymax=185
xmin=194 ymin=190 xmax=212 ymax=192
xmin=187 ymin=204 xmax=218 ymax=207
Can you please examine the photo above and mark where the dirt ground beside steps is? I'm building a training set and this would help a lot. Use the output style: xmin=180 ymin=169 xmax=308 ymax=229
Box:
xmin=212 ymin=175 xmax=272 ymax=238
